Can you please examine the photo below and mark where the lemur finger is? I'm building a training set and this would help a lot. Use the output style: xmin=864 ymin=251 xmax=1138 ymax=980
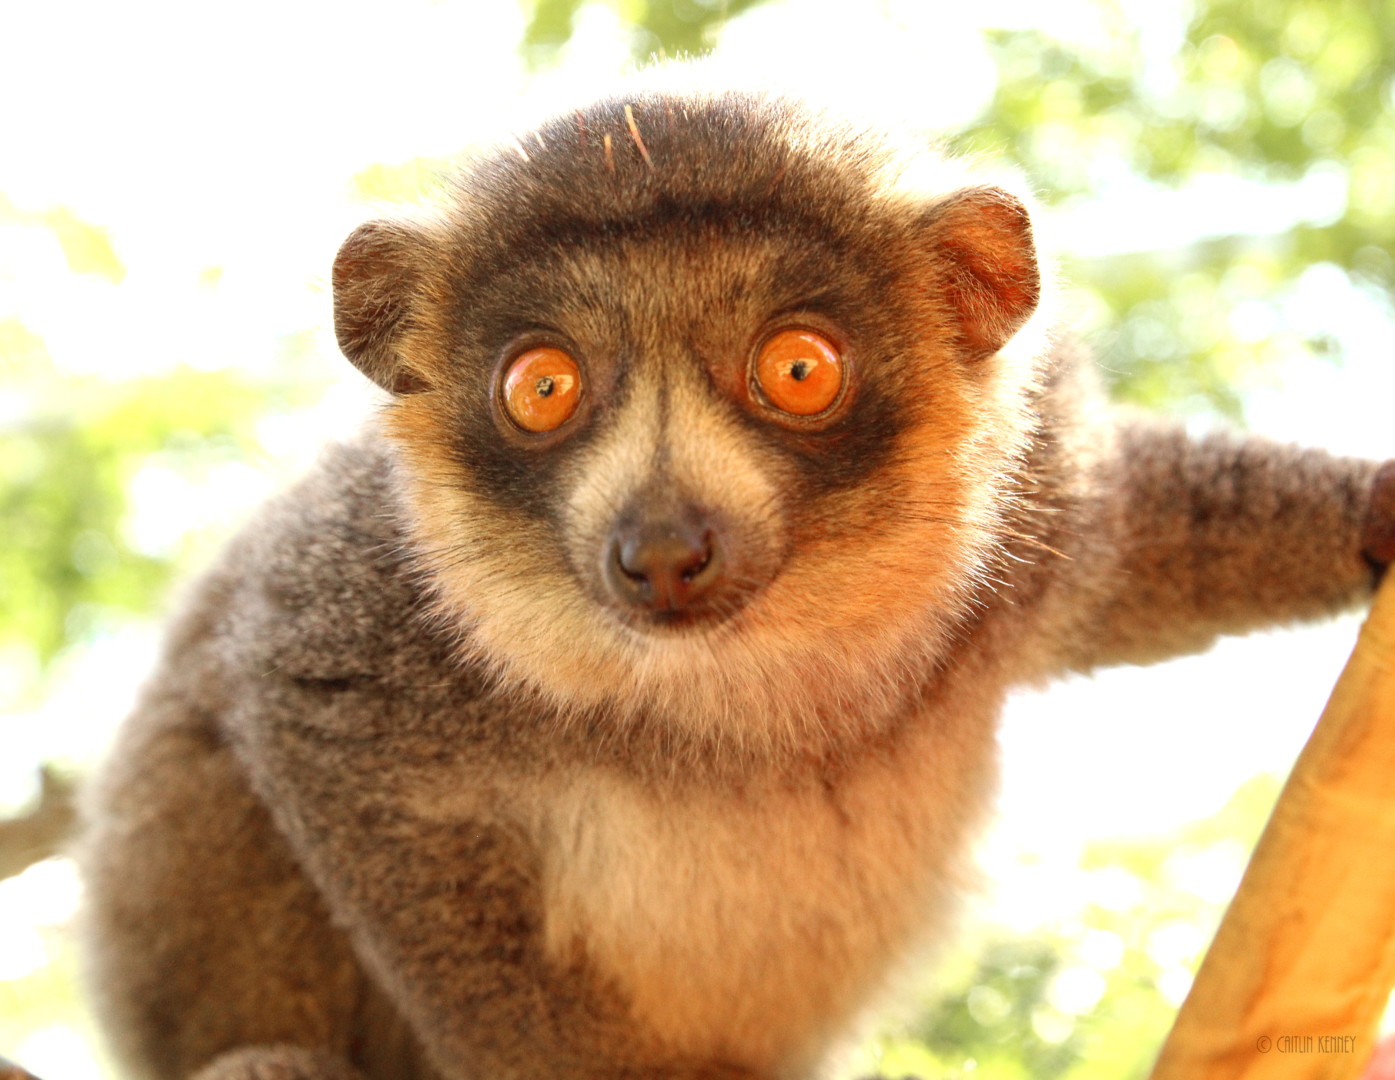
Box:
xmin=1362 ymin=460 xmax=1395 ymax=577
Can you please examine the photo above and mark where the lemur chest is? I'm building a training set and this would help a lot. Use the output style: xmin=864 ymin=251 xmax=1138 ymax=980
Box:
xmin=534 ymin=713 xmax=998 ymax=1076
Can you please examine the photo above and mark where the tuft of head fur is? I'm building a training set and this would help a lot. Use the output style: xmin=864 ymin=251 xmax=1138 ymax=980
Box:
xmin=332 ymin=83 xmax=1049 ymax=764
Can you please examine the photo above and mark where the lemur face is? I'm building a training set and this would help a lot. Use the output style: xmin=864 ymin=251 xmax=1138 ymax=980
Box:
xmin=332 ymin=90 xmax=1040 ymax=752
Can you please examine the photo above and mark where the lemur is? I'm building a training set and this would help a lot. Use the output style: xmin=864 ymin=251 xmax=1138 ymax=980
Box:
xmin=80 ymin=80 xmax=1395 ymax=1080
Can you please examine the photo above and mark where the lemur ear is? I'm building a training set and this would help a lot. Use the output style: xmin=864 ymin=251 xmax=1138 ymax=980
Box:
xmin=928 ymin=187 xmax=1040 ymax=360
xmin=332 ymin=220 xmax=432 ymax=395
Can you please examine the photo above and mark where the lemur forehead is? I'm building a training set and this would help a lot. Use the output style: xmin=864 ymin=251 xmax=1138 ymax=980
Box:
xmin=446 ymin=90 xmax=983 ymax=248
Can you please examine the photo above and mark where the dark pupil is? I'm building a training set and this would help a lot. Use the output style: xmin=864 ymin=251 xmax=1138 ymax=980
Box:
xmin=790 ymin=360 xmax=809 ymax=381
xmin=535 ymin=375 xmax=556 ymax=398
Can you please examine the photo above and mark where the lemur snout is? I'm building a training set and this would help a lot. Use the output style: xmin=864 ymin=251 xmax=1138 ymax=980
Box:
xmin=605 ymin=508 xmax=724 ymax=617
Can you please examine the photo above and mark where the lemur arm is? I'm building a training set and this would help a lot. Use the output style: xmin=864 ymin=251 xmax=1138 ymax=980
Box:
xmin=217 ymin=686 xmax=750 ymax=1080
xmin=1047 ymin=418 xmax=1393 ymax=674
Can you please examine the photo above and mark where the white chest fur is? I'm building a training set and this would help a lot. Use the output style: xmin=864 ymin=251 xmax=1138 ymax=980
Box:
xmin=534 ymin=703 xmax=1000 ymax=1078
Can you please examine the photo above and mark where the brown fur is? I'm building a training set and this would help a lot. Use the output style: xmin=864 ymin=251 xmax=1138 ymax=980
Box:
xmin=81 ymin=82 xmax=1390 ymax=1080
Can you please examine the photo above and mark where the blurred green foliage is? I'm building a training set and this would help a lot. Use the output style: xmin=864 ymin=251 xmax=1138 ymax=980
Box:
xmin=958 ymin=0 xmax=1395 ymax=416
xmin=1 ymin=313 xmax=320 ymax=706
xmin=349 ymin=158 xmax=457 ymax=204
xmin=0 ymin=195 xmax=124 ymax=284
xmin=4 ymin=366 xmax=273 ymax=670
xmin=522 ymin=0 xmax=767 ymax=65
xmin=859 ymin=778 xmax=1278 ymax=1080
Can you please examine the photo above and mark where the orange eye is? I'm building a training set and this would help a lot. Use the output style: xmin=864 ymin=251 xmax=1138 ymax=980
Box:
xmin=755 ymin=329 xmax=844 ymax=416
xmin=502 ymin=347 xmax=583 ymax=433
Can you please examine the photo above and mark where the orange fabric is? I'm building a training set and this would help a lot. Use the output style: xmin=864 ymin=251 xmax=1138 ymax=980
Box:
xmin=1150 ymin=577 xmax=1395 ymax=1080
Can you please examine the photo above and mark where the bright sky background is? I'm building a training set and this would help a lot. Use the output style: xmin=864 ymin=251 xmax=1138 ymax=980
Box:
xmin=5 ymin=0 xmax=1395 ymax=1074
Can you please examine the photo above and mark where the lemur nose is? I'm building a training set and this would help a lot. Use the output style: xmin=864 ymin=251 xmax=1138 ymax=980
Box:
xmin=606 ymin=513 xmax=723 ymax=615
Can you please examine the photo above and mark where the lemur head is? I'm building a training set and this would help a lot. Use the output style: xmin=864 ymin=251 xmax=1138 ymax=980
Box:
xmin=332 ymin=86 xmax=1042 ymax=759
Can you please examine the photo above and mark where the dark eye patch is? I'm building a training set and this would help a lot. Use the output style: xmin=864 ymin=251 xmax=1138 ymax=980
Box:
xmin=440 ymin=203 xmax=920 ymax=523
